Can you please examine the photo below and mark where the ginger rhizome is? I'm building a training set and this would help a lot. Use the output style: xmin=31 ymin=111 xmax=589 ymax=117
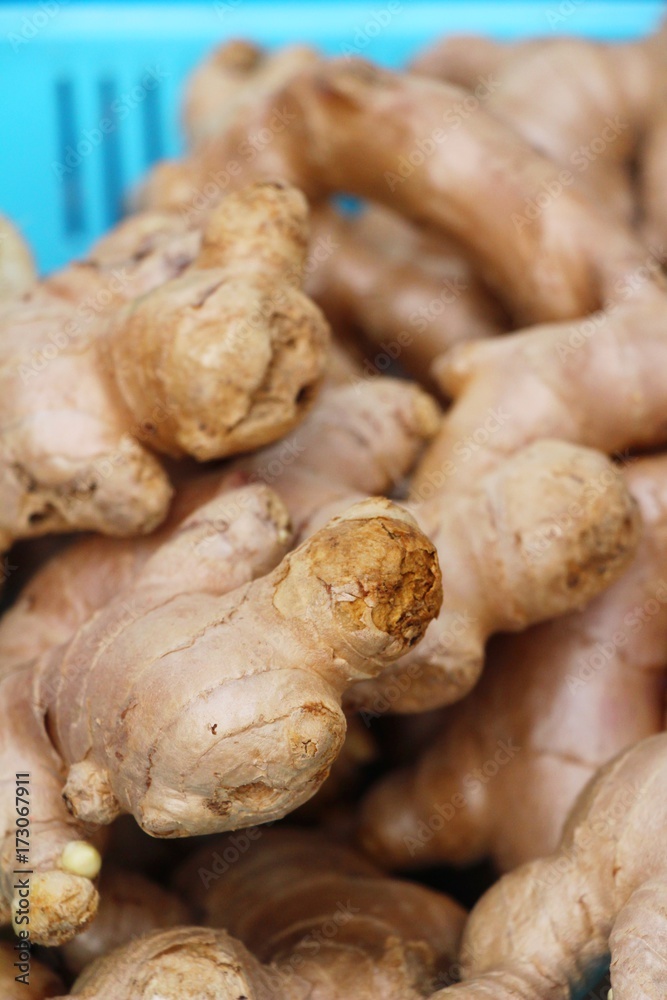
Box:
xmin=45 ymin=499 xmax=440 ymax=834
xmin=4 ymin=26 xmax=667 ymax=1000
xmin=61 ymin=829 xmax=465 ymax=999
xmin=142 ymin=53 xmax=658 ymax=326
xmin=0 ymin=376 xmax=438 ymax=948
xmin=0 ymin=376 xmax=439 ymax=671
xmin=0 ymin=482 xmax=293 ymax=945
xmin=429 ymin=733 xmax=667 ymax=999
xmin=0 ymin=216 xmax=36 ymax=300
xmin=182 ymin=39 xmax=319 ymax=147
xmin=61 ymin=867 xmax=192 ymax=975
xmin=230 ymin=399 xmax=640 ymax=716
xmin=361 ymin=454 xmax=667 ymax=871
xmin=0 ymin=180 xmax=328 ymax=552
xmin=178 ymin=827 xmax=466 ymax=999
xmin=307 ymin=206 xmax=507 ymax=386
xmin=412 ymin=33 xmax=659 ymax=223
xmin=415 ymin=286 xmax=667 ymax=497
xmin=0 ymin=493 xmax=440 ymax=945
xmin=346 ymin=440 xmax=640 ymax=713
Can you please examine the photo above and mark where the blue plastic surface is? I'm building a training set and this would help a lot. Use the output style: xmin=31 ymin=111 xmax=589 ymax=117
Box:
xmin=1 ymin=1 xmax=665 ymax=273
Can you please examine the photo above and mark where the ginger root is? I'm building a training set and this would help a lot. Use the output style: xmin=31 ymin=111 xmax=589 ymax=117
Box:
xmin=178 ymin=827 xmax=466 ymax=998
xmin=429 ymin=733 xmax=667 ymax=999
xmin=0 ymin=482 xmax=293 ymax=945
xmin=0 ymin=180 xmax=328 ymax=552
xmin=62 ymin=829 xmax=465 ymax=999
xmin=308 ymin=206 xmax=507 ymax=385
xmin=46 ymin=499 xmax=440 ymax=835
xmin=183 ymin=39 xmax=319 ymax=147
xmin=61 ymin=928 xmax=287 ymax=1000
xmin=61 ymin=867 xmax=192 ymax=975
xmin=142 ymin=54 xmax=658 ymax=325
xmin=346 ymin=440 xmax=640 ymax=713
xmin=0 ymin=377 xmax=437 ymax=949
xmin=0 ymin=494 xmax=440 ymax=944
xmin=0 ymin=376 xmax=438 ymax=671
xmin=412 ymin=33 xmax=657 ymax=223
xmin=360 ymin=454 xmax=667 ymax=870
xmin=415 ymin=286 xmax=667 ymax=497
xmin=0 ymin=216 xmax=36 ymax=300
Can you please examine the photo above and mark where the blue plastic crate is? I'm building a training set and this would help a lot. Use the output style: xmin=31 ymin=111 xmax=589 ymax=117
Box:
xmin=1 ymin=1 xmax=665 ymax=273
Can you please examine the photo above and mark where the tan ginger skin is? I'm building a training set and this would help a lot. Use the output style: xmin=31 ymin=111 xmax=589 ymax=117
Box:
xmin=0 ymin=180 xmax=328 ymax=552
xmin=424 ymin=733 xmax=667 ymax=1000
xmin=345 ymin=440 xmax=641 ymax=713
xmin=411 ymin=33 xmax=657 ymax=223
xmin=0 ymin=216 xmax=36 ymax=300
xmin=0 ymin=377 xmax=437 ymax=946
xmin=0 ymin=377 xmax=438 ymax=947
xmin=63 ymin=758 xmax=667 ymax=1000
xmin=141 ymin=53 xmax=659 ymax=326
xmin=177 ymin=827 xmax=466 ymax=999
xmin=640 ymin=102 xmax=667 ymax=258
xmin=0 ymin=395 xmax=643 ymax=951
xmin=0 ymin=496 xmax=441 ymax=945
xmin=308 ymin=206 xmax=507 ymax=386
xmin=360 ymin=454 xmax=667 ymax=872
xmin=60 ymin=830 xmax=465 ymax=1000
xmin=61 ymin=867 xmax=192 ymax=975
xmin=179 ymin=42 xmax=509 ymax=374
xmin=415 ymin=286 xmax=667 ymax=498
xmin=44 ymin=498 xmax=441 ymax=833
xmin=196 ymin=395 xmax=640 ymax=719
xmin=182 ymin=39 xmax=319 ymax=147
xmin=412 ymin=27 xmax=667 ymax=247
xmin=42 ymin=208 xmax=200 ymax=309
xmin=0 ymin=376 xmax=439 ymax=670
xmin=0 ymin=481 xmax=294 ymax=945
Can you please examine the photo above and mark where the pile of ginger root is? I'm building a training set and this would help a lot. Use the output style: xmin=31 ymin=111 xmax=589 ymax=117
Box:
xmin=2 ymin=17 xmax=667 ymax=1000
